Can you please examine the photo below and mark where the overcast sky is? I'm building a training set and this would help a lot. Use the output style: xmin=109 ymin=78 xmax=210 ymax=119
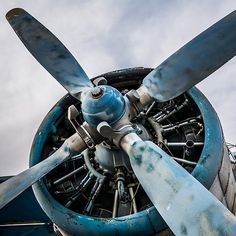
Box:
xmin=1 ymin=0 xmax=236 ymax=175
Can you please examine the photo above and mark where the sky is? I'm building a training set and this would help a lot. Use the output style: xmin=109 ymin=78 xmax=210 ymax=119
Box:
xmin=1 ymin=0 xmax=236 ymax=175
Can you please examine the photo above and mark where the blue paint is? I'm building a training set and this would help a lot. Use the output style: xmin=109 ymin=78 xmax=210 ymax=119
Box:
xmin=30 ymin=69 xmax=224 ymax=235
xmin=30 ymin=105 xmax=63 ymax=166
xmin=0 ymin=177 xmax=51 ymax=223
xmin=6 ymin=8 xmax=93 ymax=98
xmin=189 ymin=87 xmax=223 ymax=189
xmin=128 ymin=138 xmax=236 ymax=235
xmin=81 ymin=85 xmax=126 ymax=127
xmin=143 ymin=10 xmax=236 ymax=101
xmin=33 ymin=182 xmax=167 ymax=236
xmin=30 ymin=93 xmax=167 ymax=235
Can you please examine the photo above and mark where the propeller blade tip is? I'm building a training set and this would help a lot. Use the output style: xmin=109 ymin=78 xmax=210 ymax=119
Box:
xmin=6 ymin=8 xmax=26 ymax=21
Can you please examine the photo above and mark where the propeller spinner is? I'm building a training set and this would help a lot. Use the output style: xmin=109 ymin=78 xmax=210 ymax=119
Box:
xmin=1 ymin=7 xmax=236 ymax=236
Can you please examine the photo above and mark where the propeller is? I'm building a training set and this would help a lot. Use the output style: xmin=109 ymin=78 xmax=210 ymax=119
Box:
xmin=143 ymin=10 xmax=236 ymax=102
xmin=0 ymin=133 xmax=86 ymax=209
xmin=121 ymin=133 xmax=236 ymax=235
xmin=1 ymin=7 xmax=236 ymax=235
xmin=6 ymin=8 xmax=93 ymax=99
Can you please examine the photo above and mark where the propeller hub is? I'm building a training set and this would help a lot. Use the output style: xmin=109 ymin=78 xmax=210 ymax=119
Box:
xmin=81 ymin=85 xmax=126 ymax=127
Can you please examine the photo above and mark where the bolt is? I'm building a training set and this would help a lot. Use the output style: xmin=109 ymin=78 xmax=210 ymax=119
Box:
xmin=91 ymin=87 xmax=104 ymax=99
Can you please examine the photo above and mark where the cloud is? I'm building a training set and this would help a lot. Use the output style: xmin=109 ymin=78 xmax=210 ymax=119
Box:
xmin=1 ymin=0 xmax=236 ymax=175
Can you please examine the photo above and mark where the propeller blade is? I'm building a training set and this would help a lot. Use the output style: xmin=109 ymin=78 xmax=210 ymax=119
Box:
xmin=143 ymin=11 xmax=236 ymax=102
xmin=0 ymin=134 xmax=82 ymax=209
xmin=121 ymin=133 xmax=236 ymax=235
xmin=6 ymin=8 xmax=93 ymax=98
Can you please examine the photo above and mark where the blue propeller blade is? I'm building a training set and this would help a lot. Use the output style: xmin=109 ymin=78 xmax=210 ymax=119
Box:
xmin=143 ymin=10 xmax=236 ymax=102
xmin=6 ymin=8 xmax=93 ymax=98
xmin=0 ymin=134 xmax=81 ymax=210
xmin=121 ymin=133 xmax=236 ymax=235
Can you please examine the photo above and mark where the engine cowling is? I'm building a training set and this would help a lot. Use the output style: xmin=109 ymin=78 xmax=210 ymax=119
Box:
xmin=30 ymin=67 xmax=235 ymax=236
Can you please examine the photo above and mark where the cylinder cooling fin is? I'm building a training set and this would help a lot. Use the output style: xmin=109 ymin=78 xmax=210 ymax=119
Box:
xmin=30 ymin=67 xmax=224 ymax=236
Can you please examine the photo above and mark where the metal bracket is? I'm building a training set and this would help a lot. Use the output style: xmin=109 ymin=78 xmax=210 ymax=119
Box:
xmin=97 ymin=121 xmax=140 ymax=148
xmin=68 ymin=105 xmax=96 ymax=150
xmin=126 ymin=89 xmax=143 ymax=114
xmin=92 ymin=76 xmax=107 ymax=86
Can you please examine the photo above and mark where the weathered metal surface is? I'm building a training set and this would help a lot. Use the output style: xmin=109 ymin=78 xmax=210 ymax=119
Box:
xmin=0 ymin=99 xmax=88 ymax=210
xmin=33 ymin=182 xmax=168 ymax=236
xmin=30 ymin=92 xmax=167 ymax=235
xmin=143 ymin=10 xmax=236 ymax=102
xmin=30 ymin=69 xmax=228 ymax=235
xmin=122 ymin=133 xmax=236 ymax=236
xmin=0 ymin=134 xmax=80 ymax=210
xmin=0 ymin=177 xmax=55 ymax=235
xmin=6 ymin=8 xmax=93 ymax=98
xmin=0 ymin=176 xmax=51 ymax=223
xmin=5 ymin=5 xmax=236 ymax=235
xmin=81 ymin=85 xmax=125 ymax=127
xmin=222 ymin=145 xmax=236 ymax=213
xmin=31 ymin=105 xmax=65 ymax=163
xmin=189 ymin=88 xmax=223 ymax=189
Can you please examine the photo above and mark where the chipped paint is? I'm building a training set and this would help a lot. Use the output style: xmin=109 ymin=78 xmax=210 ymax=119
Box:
xmin=127 ymin=137 xmax=236 ymax=235
xmin=143 ymin=10 xmax=236 ymax=102
xmin=7 ymin=8 xmax=93 ymax=98
xmin=189 ymin=87 xmax=223 ymax=189
xmin=0 ymin=140 xmax=71 ymax=210
xmin=81 ymin=85 xmax=126 ymax=127
xmin=30 ymin=93 xmax=166 ymax=235
xmin=30 ymin=68 xmax=228 ymax=235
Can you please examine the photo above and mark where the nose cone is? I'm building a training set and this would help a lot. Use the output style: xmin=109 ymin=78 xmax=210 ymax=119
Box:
xmin=81 ymin=85 xmax=126 ymax=127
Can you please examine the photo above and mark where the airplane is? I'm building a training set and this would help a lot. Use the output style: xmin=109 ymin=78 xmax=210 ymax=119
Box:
xmin=0 ymin=7 xmax=236 ymax=236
